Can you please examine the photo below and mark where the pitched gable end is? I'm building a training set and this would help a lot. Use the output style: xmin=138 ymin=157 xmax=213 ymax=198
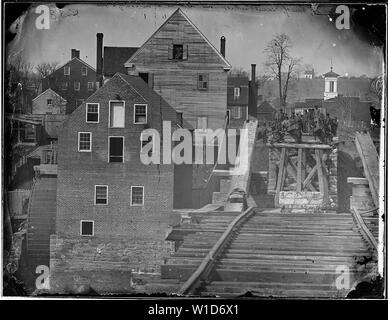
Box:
xmin=124 ymin=8 xmax=231 ymax=69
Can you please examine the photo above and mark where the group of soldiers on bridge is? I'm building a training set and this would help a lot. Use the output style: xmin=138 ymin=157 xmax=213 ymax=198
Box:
xmin=259 ymin=107 xmax=338 ymax=144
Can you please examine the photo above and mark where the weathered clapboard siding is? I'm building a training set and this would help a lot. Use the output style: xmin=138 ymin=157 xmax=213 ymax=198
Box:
xmin=127 ymin=9 xmax=230 ymax=130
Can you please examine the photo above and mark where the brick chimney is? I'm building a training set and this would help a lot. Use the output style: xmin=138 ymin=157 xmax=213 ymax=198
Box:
xmin=96 ymin=33 xmax=104 ymax=88
xmin=248 ymin=64 xmax=257 ymax=118
xmin=71 ymin=49 xmax=80 ymax=59
xmin=220 ymin=36 xmax=226 ymax=58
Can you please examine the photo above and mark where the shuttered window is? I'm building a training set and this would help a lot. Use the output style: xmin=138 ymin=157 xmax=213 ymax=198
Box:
xmin=109 ymin=101 xmax=125 ymax=128
xmin=109 ymin=136 xmax=124 ymax=163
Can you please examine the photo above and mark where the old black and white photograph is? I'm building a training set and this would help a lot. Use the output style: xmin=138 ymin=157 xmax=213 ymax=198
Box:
xmin=1 ymin=1 xmax=386 ymax=301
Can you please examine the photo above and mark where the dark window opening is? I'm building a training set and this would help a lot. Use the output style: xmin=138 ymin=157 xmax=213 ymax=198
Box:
xmin=173 ymin=44 xmax=183 ymax=60
xmin=86 ymin=103 xmax=99 ymax=122
xmin=197 ymin=74 xmax=209 ymax=91
xmin=109 ymin=137 xmax=124 ymax=163
xmin=81 ymin=221 xmax=93 ymax=236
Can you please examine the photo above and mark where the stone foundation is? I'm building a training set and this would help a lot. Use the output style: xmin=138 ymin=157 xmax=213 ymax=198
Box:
xmin=279 ymin=191 xmax=327 ymax=210
xmin=49 ymin=235 xmax=174 ymax=294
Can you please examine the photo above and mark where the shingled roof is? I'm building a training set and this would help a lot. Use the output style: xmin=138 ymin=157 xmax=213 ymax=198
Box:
xmin=103 ymin=47 xmax=138 ymax=76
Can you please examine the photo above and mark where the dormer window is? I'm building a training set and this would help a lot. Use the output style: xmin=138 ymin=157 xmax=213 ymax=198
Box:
xmin=64 ymin=66 xmax=70 ymax=76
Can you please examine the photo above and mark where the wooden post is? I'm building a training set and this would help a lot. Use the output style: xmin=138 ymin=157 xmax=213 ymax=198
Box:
xmin=274 ymin=147 xmax=286 ymax=207
xmin=315 ymin=149 xmax=329 ymax=204
xmin=297 ymin=148 xmax=302 ymax=192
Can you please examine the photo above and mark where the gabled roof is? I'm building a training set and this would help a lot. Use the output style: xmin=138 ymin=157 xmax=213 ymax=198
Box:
xmin=257 ymin=101 xmax=276 ymax=113
xmin=32 ymin=88 xmax=67 ymax=102
xmin=104 ymin=47 xmax=139 ymax=76
xmin=124 ymin=8 xmax=232 ymax=69
xmin=44 ymin=57 xmax=96 ymax=79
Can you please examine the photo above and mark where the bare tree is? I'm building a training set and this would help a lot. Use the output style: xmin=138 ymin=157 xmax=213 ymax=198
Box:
xmin=263 ymin=33 xmax=301 ymax=108
xmin=229 ymin=67 xmax=249 ymax=78
xmin=36 ymin=61 xmax=59 ymax=79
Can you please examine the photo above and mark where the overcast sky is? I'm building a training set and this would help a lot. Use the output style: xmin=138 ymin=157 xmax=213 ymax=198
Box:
xmin=8 ymin=4 xmax=383 ymax=77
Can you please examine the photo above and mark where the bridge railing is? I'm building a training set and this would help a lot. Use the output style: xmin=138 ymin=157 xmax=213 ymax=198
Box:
xmin=178 ymin=206 xmax=255 ymax=295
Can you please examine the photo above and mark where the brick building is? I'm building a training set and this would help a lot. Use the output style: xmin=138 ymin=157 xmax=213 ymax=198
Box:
xmin=227 ymin=76 xmax=249 ymax=128
xmin=50 ymin=73 xmax=180 ymax=293
xmin=42 ymin=49 xmax=97 ymax=114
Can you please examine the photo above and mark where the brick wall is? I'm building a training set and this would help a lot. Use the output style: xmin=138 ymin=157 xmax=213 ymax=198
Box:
xmin=51 ymin=75 xmax=177 ymax=293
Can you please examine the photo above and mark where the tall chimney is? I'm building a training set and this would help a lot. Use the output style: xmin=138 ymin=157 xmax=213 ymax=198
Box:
xmin=248 ymin=64 xmax=257 ymax=119
xmin=251 ymin=64 xmax=256 ymax=83
xmin=96 ymin=33 xmax=104 ymax=88
xmin=220 ymin=36 xmax=226 ymax=58
xmin=71 ymin=49 xmax=79 ymax=59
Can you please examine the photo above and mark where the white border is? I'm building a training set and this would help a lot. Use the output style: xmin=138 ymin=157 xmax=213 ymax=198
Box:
xmin=108 ymin=100 xmax=125 ymax=128
xmin=80 ymin=220 xmax=94 ymax=236
xmin=94 ymin=185 xmax=108 ymax=205
xmin=86 ymin=103 xmax=100 ymax=123
xmin=133 ymin=104 xmax=148 ymax=124
xmin=108 ymin=136 xmax=125 ymax=163
xmin=130 ymin=186 xmax=144 ymax=206
xmin=78 ymin=132 xmax=92 ymax=152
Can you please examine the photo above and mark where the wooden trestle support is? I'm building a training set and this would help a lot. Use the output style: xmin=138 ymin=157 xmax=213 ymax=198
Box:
xmin=267 ymin=142 xmax=336 ymax=209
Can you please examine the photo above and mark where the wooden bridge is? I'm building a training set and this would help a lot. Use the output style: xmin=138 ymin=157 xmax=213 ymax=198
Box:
xmin=132 ymin=122 xmax=379 ymax=298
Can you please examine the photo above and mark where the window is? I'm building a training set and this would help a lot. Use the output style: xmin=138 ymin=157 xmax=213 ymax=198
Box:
xmin=173 ymin=44 xmax=183 ymax=60
xmin=64 ymin=66 xmax=70 ymax=76
xmin=74 ymin=82 xmax=80 ymax=91
xmin=95 ymin=185 xmax=108 ymax=205
xmin=134 ymin=104 xmax=147 ymax=124
xmin=197 ymin=74 xmax=209 ymax=91
xmin=81 ymin=66 xmax=88 ymax=76
xmin=76 ymin=99 xmax=84 ymax=107
xmin=109 ymin=101 xmax=125 ymax=128
xmin=61 ymin=82 xmax=68 ymax=90
xmin=329 ymin=81 xmax=335 ymax=92
xmin=197 ymin=116 xmax=208 ymax=130
xmin=47 ymin=99 xmax=52 ymax=106
xmin=131 ymin=186 xmax=144 ymax=206
xmin=234 ymin=87 xmax=240 ymax=98
xmin=86 ymin=103 xmax=99 ymax=123
xmin=109 ymin=136 xmax=124 ymax=163
xmin=78 ymin=132 xmax=92 ymax=152
xmin=87 ymin=82 xmax=94 ymax=91
xmin=80 ymin=220 xmax=94 ymax=236
xmin=231 ymin=107 xmax=241 ymax=119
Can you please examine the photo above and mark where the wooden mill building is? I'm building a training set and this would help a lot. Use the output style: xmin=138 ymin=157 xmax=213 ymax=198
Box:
xmin=123 ymin=8 xmax=232 ymax=130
